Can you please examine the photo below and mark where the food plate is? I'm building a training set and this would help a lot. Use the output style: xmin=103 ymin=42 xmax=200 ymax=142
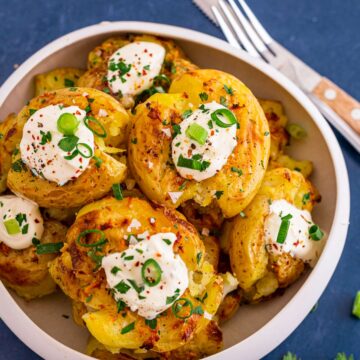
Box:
xmin=0 ymin=21 xmax=350 ymax=359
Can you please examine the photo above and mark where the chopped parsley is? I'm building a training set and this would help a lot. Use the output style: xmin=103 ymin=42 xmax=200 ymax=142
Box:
xmin=302 ymin=192 xmax=311 ymax=205
xmin=64 ymin=78 xmax=75 ymax=87
xmin=199 ymin=92 xmax=208 ymax=101
xmin=114 ymin=280 xmax=131 ymax=294
xmin=111 ymin=266 xmax=121 ymax=275
xmin=145 ymin=318 xmax=157 ymax=330
xmin=223 ymin=85 xmax=233 ymax=95
xmin=231 ymin=167 xmax=243 ymax=176
xmin=166 ymin=288 xmax=180 ymax=304
xmin=39 ymin=130 xmax=52 ymax=145
xmin=215 ymin=190 xmax=223 ymax=199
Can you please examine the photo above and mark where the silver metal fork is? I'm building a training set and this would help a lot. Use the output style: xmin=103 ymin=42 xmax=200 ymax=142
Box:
xmin=209 ymin=0 xmax=360 ymax=153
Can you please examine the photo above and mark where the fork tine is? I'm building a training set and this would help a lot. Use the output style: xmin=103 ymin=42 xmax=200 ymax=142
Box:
xmin=228 ymin=0 xmax=267 ymax=54
xmin=211 ymin=6 xmax=242 ymax=49
xmin=218 ymin=0 xmax=260 ymax=58
xmin=237 ymin=0 xmax=273 ymax=45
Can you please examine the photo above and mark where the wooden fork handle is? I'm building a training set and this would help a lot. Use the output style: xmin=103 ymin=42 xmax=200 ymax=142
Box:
xmin=312 ymin=77 xmax=360 ymax=134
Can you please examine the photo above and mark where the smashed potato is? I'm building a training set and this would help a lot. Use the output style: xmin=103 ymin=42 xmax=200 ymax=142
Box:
xmin=228 ymin=168 xmax=319 ymax=301
xmin=128 ymin=69 xmax=270 ymax=218
xmin=34 ymin=67 xmax=85 ymax=96
xmin=0 ymin=219 xmax=67 ymax=300
xmin=50 ymin=197 xmax=223 ymax=354
xmin=78 ymin=35 xmax=198 ymax=109
xmin=6 ymin=87 xmax=128 ymax=208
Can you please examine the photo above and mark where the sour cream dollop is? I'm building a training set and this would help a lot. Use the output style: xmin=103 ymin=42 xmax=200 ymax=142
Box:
xmin=0 ymin=195 xmax=44 ymax=250
xmin=172 ymin=102 xmax=238 ymax=182
xmin=20 ymin=105 xmax=94 ymax=186
xmin=264 ymin=199 xmax=323 ymax=267
xmin=102 ymin=232 xmax=189 ymax=319
xmin=107 ymin=41 xmax=166 ymax=96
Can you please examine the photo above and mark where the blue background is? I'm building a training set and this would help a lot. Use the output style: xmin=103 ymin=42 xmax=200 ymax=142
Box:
xmin=0 ymin=0 xmax=359 ymax=359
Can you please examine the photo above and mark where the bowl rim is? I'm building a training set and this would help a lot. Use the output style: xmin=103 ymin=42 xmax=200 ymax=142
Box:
xmin=0 ymin=21 xmax=350 ymax=360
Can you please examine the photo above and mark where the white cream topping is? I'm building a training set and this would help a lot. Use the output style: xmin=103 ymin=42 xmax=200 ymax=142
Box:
xmin=0 ymin=195 xmax=44 ymax=250
xmin=102 ymin=232 xmax=189 ymax=319
xmin=172 ymin=102 xmax=238 ymax=182
xmin=20 ymin=105 xmax=94 ymax=186
xmin=107 ymin=41 xmax=166 ymax=96
xmin=264 ymin=199 xmax=323 ymax=267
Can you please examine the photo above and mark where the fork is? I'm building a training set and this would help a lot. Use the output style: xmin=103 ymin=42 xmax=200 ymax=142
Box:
xmin=209 ymin=0 xmax=360 ymax=153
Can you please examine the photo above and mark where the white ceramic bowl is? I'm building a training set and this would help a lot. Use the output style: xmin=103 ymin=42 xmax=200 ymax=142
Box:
xmin=0 ymin=22 xmax=350 ymax=360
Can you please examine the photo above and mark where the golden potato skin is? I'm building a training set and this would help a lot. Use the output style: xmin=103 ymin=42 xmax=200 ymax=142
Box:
xmin=34 ymin=67 xmax=85 ymax=96
xmin=87 ymin=320 xmax=223 ymax=360
xmin=50 ymin=197 xmax=222 ymax=353
xmin=229 ymin=168 xmax=318 ymax=301
xmin=8 ymin=149 xmax=125 ymax=208
xmin=6 ymin=87 xmax=129 ymax=208
xmin=0 ymin=219 xmax=67 ymax=300
xmin=0 ymin=113 xmax=19 ymax=193
xmin=129 ymin=69 xmax=270 ymax=218
xmin=259 ymin=99 xmax=313 ymax=178
xmin=78 ymin=35 xmax=198 ymax=108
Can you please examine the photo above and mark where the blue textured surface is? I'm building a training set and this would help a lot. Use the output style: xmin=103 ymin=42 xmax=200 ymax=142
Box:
xmin=0 ymin=0 xmax=359 ymax=359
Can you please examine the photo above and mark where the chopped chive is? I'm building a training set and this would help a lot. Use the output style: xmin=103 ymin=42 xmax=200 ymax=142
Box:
xmin=145 ymin=318 xmax=157 ymax=329
xmin=93 ymin=155 xmax=103 ymax=168
xmin=124 ymin=255 xmax=134 ymax=261
xmin=85 ymin=294 xmax=93 ymax=303
xmin=112 ymin=183 xmax=123 ymax=200
xmin=196 ymin=252 xmax=202 ymax=265
xmin=121 ymin=321 xmax=135 ymax=334
xmin=128 ymin=279 xmax=144 ymax=293
xmin=219 ymin=96 xmax=227 ymax=107
xmin=352 ymin=291 xmax=360 ymax=318
xmin=276 ymin=215 xmax=292 ymax=244
xmin=36 ymin=242 xmax=64 ymax=254
xmin=117 ymin=300 xmax=126 ymax=312
xmin=29 ymin=109 xmax=37 ymax=116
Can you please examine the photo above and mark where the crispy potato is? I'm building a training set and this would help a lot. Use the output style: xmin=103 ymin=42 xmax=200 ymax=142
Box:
xmin=78 ymin=35 xmax=198 ymax=109
xmin=129 ymin=69 xmax=270 ymax=218
xmin=202 ymin=235 xmax=220 ymax=270
xmin=50 ymin=197 xmax=223 ymax=354
xmin=0 ymin=113 xmax=19 ymax=193
xmin=229 ymin=168 xmax=318 ymax=301
xmin=34 ymin=67 xmax=85 ymax=96
xmin=6 ymin=87 xmax=129 ymax=208
xmin=88 ymin=319 xmax=223 ymax=360
xmin=259 ymin=99 xmax=313 ymax=178
xmin=0 ymin=219 xmax=67 ymax=300
xmin=215 ymin=291 xmax=241 ymax=324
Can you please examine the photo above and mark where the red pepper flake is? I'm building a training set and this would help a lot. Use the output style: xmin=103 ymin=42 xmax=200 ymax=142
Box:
xmin=144 ymin=49 xmax=148 ymax=53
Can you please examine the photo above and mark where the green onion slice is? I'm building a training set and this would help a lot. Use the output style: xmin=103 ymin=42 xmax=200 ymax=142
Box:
xmin=172 ymin=298 xmax=193 ymax=319
xmin=352 ymin=290 xmax=360 ymax=319
xmin=141 ymin=258 xmax=162 ymax=287
xmin=308 ymin=224 xmax=324 ymax=241
xmin=76 ymin=229 xmax=107 ymax=247
xmin=3 ymin=219 xmax=21 ymax=235
xmin=286 ymin=123 xmax=307 ymax=140
xmin=276 ymin=217 xmax=291 ymax=244
xmin=57 ymin=113 xmax=79 ymax=135
xmin=76 ymin=143 xmax=93 ymax=158
xmin=84 ymin=116 xmax=107 ymax=138
xmin=185 ymin=123 xmax=208 ymax=145
xmin=211 ymin=108 xmax=237 ymax=128
xmin=36 ymin=242 xmax=64 ymax=254
xmin=64 ymin=149 xmax=79 ymax=160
